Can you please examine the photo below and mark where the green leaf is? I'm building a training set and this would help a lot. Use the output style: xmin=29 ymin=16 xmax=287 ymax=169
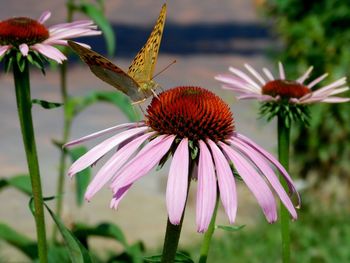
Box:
xmin=44 ymin=204 xmax=93 ymax=263
xmin=0 ymin=174 xmax=32 ymax=195
xmin=72 ymin=222 xmax=128 ymax=248
xmin=216 ymin=224 xmax=245 ymax=232
xmin=144 ymin=252 xmax=194 ymax=263
xmin=79 ymin=3 xmax=116 ymax=56
xmin=0 ymin=223 xmax=38 ymax=259
xmin=66 ymin=147 xmax=91 ymax=206
xmin=32 ymin=99 xmax=63 ymax=109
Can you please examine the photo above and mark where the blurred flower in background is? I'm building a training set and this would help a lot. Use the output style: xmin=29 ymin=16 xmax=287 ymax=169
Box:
xmin=215 ymin=62 xmax=350 ymax=104
xmin=0 ymin=11 xmax=101 ymax=63
xmin=66 ymin=86 xmax=300 ymax=233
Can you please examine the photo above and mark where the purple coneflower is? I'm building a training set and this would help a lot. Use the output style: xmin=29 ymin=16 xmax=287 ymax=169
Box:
xmin=66 ymin=86 xmax=300 ymax=232
xmin=0 ymin=11 xmax=101 ymax=63
xmin=215 ymin=62 xmax=350 ymax=104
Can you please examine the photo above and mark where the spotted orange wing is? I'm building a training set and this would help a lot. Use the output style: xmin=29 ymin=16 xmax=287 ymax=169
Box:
xmin=68 ymin=41 xmax=147 ymax=102
xmin=128 ymin=4 xmax=167 ymax=84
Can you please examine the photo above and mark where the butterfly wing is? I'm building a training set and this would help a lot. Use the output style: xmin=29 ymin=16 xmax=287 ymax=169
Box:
xmin=68 ymin=41 xmax=146 ymax=102
xmin=127 ymin=4 xmax=167 ymax=83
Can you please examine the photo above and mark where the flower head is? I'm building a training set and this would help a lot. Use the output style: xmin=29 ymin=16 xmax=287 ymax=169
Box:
xmin=0 ymin=11 xmax=101 ymax=63
xmin=66 ymin=86 xmax=300 ymax=232
xmin=215 ymin=62 xmax=350 ymax=104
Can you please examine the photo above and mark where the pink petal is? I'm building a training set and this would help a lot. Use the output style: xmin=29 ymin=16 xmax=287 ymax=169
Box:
xmin=85 ymin=132 xmax=155 ymax=201
xmin=38 ymin=11 xmax=51 ymax=24
xmin=307 ymin=73 xmax=328 ymax=88
xmin=297 ymin=66 xmax=313 ymax=84
xmin=220 ymin=142 xmax=277 ymax=223
xmin=231 ymin=137 xmax=297 ymax=219
xmin=278 ymin=62 xmax=285 ymax=80
xmin=207 ymin=139 xmax=237 ymax=223
xmin=19 ymin=44 xmax=29 ymax=56
xmin=47 ymin=28 xmax=101 ymax=42
xmin=312 ymin=77 xmax=347 ymax=96
xmin=31 ymin=43 xmax=66 ymax=63
xmin=49 ymin=20 xmax=96 ymax=31
xmin=319 ymin=97 xmax=350 ymax=103
xmin=263 ymin=67 xmax=274 ymax=81
xmin=229 ymin=67 xmax=261 ymax=90
xmin=0 ymin=45 xmax=11 ymax=57
xmin=215 ymin=74 xmax=260 ymax=94
xmin=167 ymin=138 xmax=189 ymax=225
xmin=110 ymin=184 xmax=132 ymax=209
xmin=64 ymin=122 xmax=143 ymax=147
xmin=67 ymin=126 xmax=148 ymax=177
xmin=237 ymin=94 xmax=275 ymax=101
xmin=196 ymin=140 xmax=217 ymax=233
xmin=244 ymin=63 xmax=266 ymax=85
xmin=236 ymin=133 xmax=300 ymax=206
xmin=111 ymin=135 xmax=176 ymax=191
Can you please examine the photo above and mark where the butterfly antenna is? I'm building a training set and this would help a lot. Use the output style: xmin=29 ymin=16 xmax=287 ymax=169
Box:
xmin=152 ymin=59 xmax=177 ymax=79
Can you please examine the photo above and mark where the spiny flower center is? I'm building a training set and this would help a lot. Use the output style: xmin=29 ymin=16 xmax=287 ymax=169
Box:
xmin=262 ymin=79 xmax=311 ymax=99
xmin=0 ymin=17 xmax=49 ymax=46
xmin=146 ymin=86 xmax=234 ymax=142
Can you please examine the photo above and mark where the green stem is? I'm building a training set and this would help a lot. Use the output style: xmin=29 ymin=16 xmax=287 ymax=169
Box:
xmin=52 ymin=0 xmax=74 ymax=242
xmin=13 ymin=59 xmax=48 ymax=262
xmin=198 ymin=194 xmax=219 ymax=263
xmin=277 ymin=115 xmax=291 ymax=263
xmin=161 ymin=171 xmax=192 ymax=263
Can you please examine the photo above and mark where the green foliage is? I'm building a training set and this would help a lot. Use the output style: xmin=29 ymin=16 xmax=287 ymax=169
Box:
xmin=32 ymin=99 xmax=63 ymax=109
xmin=0 ymin=174 xmax=32 ymax=195
xmin=190 ymin=209 xmax=350 ymax=263
xmin=71 ymin=0 xmax=116 ymax=56
xmin=215 ymin=224 xmax=245 ymax=232
xmin=265 ymin=0 xmax=350 ymax=180
xmin=144 ymin=251 xmax=194 ymax=263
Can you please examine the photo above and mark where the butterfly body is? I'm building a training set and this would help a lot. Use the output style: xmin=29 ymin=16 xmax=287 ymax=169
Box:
xmin=68 ymin=4 xmax=167 ymax=104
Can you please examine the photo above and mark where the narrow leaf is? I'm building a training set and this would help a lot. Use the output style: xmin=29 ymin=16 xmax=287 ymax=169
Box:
xmin=0 ymin=174 xmax=32 ymax=195
xmin=44 ymin=204 xmax=93 ymax=263
xmin=32 ymin=99 xmax=63 ymax=109
xmin=216 ymin=224 xmax=245 ymax=232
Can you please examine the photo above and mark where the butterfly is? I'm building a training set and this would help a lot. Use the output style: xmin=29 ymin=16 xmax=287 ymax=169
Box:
xmin=68 ymin=4 xmax=167 ymax=104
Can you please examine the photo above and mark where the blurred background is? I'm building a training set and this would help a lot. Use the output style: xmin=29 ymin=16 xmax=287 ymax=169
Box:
xmin=0 ymin=0 xmax=349 ymax=262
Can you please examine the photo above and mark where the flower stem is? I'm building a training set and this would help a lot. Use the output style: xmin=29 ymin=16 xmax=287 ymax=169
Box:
xmin=13 ymin=59 xmax=48 ymax=262
xmin=198 ymin=194 xmax=219 ymax=263
xmin=52 ymin=1 xmax=74 ymax=242
xmin=161 ymin=172 xmax=192 ymax=263
xmin=277 ymin=115 xmax=291 ymax=263
xmin=52 ymin=60 xmax=72 ymax=242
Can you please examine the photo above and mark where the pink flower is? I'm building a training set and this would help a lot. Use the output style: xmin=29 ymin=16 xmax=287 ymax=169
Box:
xmin=66 ymin=86 xmax=300 ymax=233
xmin=0 ymin=11 xmax=101 ymax=63
xmin=215 ymin=62 xmax=350 ymax=104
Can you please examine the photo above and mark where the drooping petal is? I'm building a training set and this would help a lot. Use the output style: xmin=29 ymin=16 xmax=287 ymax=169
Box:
xmin=110 ymin=184 xmax=133 ymax=209
xmin=236 ymin=133 xmax=300 ymax=206
xmin=31 ymin=43 xmax=66 ymax=63
xmin=64 ymin=122 xmax=143 ymax=147
xmin=19 ymin=44 xmax=29 ymax=56
xmin=230 ymin=137 xmax=297 ymax=219
xmin=111 ymin=135 xmax=176 ymax=191
xmin=0 ymin=45 xmax=11 ymax=57
xmin=319 ymin=97 xmax=350 ymax=103
xmin=38 ymin=11 xmax=51 ymax=24
xmin=196 ymin=140 xmax=217 ymax=233
xmin=237 ymin=94 xmax=276 ymax=101
xmin=166 ymin=138 xmax=189 ymax=225
xmin=207 ymin=139 xmax=237 ymax=223
xmin=68 ymin=126 xmax=148 ymax=177
xmin=311 ymin=77 xmax=347 ymax=96
xmin=220 ymin=142 xmax=277 ymax=223
xmin=84 ymin=132 xmax=155 ymax=201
